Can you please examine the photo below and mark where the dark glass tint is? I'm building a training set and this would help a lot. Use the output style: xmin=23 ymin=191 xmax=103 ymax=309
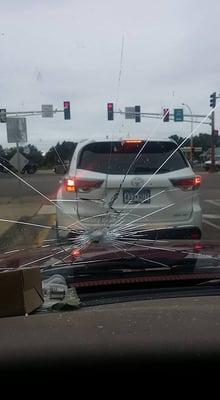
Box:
xmin=77 ymin=141 xmax=188 ymax=174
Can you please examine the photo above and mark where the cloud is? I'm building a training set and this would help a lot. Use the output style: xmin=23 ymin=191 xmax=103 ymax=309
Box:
xmin=0 ymin=0 xmax=219 ymax=150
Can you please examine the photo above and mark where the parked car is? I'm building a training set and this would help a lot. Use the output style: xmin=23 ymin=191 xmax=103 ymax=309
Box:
xmin=21 ymin=161 xmax=38 ymax=174
xmin=54 ymin=160 xmax=69 ymax=174
xmin=204 ymin=157 xmax=220 ymax=171
xmin=56 ymin=138 xmax=202 ymax=240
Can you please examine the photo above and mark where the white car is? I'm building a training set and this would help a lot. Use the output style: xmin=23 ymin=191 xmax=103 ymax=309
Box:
xmin=204 ymin=157 xmax=220 ymax=171
xmin=56 ymin=138 xmax=202 ymax=241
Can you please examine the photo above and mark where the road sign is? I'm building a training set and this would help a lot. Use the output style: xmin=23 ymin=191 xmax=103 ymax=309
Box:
xmin=42 ymin=104 xmax=53 ymax=118
xmin=214 ymin=129 xmax=218 ymax=136
xmin=6 ymin=117 xmax=27 ymax=143
xmin=125 ymin=107 xmax=135 ymax=119
xmin=9 ymin=151 xmax=29 ymax=171
xmin=0 ymin=109 xmax=6 ymax=123
xmin=174 ymin=108 xmax=184 ymax=122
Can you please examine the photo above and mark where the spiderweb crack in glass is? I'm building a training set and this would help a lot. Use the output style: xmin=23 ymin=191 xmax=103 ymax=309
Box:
xmin=0 ymin=104 xmax=214 ymax=265
xmin=110 ymin=108 xmax=215 ymax=227
xmin=107 ymin=105 xmax=173 ymax=210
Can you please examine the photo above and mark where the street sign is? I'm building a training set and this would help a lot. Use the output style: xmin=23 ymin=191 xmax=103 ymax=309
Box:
xmin=174 ymin=108 xmax=184 ymax=122
xmin=6 ymin=117 xmax=27 ymax=143
xmin=214 ymin=129 xmax=218 ymax=136
xmin=42 ymin=104 xmax=53 ymax=118
xmin=0 ymin=108 xmax=6 ymax=123
xmin=9 ymin=151 xmax=29 ymax=171
xmin=125 ymin=107 xmax=135 ymax=119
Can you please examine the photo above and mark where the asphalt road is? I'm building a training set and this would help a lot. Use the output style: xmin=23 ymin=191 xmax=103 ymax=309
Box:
xmin=200 ymin=171 xmax=220 ymax=240
xmin=0 ymin=171 xmax=61 ymax=199
xmin=0 ymin=170 xmax=220 ymax=243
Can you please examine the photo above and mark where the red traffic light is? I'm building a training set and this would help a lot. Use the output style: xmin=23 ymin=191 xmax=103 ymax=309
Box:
xmin=107 ymin=103 xmax=114 ymax=120
xmin=163 ymin=108 xmax=170 ymax=122
xmin=64 ymin=101 xmax=71 ymax=120
xmin=64 ymin=101 xmax=70 ymax=109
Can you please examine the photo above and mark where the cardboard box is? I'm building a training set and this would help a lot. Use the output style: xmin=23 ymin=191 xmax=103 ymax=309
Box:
xmin=0 ymin=267 xmax=43 ymax=317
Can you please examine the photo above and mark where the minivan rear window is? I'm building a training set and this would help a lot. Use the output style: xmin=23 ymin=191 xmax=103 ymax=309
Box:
xmin=77 ymin=141 xmax=188 ymax=174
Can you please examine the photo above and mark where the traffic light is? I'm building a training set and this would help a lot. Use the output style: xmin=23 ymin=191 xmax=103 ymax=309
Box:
xmin=64 ymin=101 xmax=71 ymax=120
xmin=210 ymin=92 xmax=216 ymax=108
xmin=163 ymin=108 xmax=170 ymax=122
xmin=0 ymin=109 xmax=6 ymax=123
xmin=135 ymin=105 xmax=141 ymax=122
xmin=107 ymin=103 xmax=114 ymax=120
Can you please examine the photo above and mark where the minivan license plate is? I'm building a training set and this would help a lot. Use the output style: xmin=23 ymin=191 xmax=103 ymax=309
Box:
xmin=123 ymin=188 xmax=151 ymax=204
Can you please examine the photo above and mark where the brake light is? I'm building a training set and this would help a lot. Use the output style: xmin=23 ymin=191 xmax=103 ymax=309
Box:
xmin=193 ymin=243 xmax=203 ymax=252
xmin=71 ymin=249 xmax=81 ymax=258
xmin=122 ymin=139 xmax=143 ymax=144
xmin=64 ymin=177 xmax=104 ymax=192
xmin=170 ymin=175 xmax=202 ymax=191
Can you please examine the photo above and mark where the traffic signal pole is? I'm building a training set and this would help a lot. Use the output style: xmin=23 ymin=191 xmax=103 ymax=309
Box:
xmin=114 ymin=110 xmax=210 ymax=125
xmin=209 ymin=92 xmax=219 ymax=173
xmin=210 ymin=110 xmax=216 ymax=172
xmin=5 ymin=109 xmax=64 ymax=117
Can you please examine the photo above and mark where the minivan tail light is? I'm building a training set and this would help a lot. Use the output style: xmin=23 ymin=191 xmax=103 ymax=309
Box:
xmin=170 ymin=175 xmax=202 ymax=191
xmin=64 ymin=177 xmax=104 ymax=192
xmin=64 ymin=178 xmax=76 ymax=192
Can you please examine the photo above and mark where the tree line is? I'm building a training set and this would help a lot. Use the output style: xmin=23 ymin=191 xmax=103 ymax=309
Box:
xmin=169 ymin=133 xmax=220 ymax=151
xmin=0 ymin=134 xmax=218 ymax=168
xmin=0 ymin=141 xmax=77 ymax=168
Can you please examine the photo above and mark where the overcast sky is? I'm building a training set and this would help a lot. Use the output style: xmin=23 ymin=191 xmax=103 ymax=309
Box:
xmin=0 ymin=0 xmax=220 ymax=152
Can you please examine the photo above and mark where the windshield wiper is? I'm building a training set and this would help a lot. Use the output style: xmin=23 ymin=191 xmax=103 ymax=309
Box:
xmin=40 ymin=243 xmax=220 ymax=281
xmin=42 ymin=254 xmax=200 ymax=282
xmin=43 ymin=255 xmax=169 ymax=270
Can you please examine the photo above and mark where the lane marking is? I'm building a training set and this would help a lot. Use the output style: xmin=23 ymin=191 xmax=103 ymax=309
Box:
xmin=204 ymin=200 xmax=220 ymax=207
xmin=4 ymin=249 xmax=20 ymax=255
xmin=38 ymin=205 xmax=55 ymax=215
xmin=203 ymin=214 xmax=220 ymax=219
xmin=203 ymin=219 xmax=220 ymax=231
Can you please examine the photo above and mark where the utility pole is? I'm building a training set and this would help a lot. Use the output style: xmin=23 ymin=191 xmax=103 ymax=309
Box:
xmin=15 ymin=140 xmax=23 ymax=204
xmin=182 ymin=103 xmax=193 ymax=162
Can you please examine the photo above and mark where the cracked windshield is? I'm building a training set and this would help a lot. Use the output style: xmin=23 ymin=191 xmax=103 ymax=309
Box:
xmin=0 ymin=0 xmax=220 ymax=316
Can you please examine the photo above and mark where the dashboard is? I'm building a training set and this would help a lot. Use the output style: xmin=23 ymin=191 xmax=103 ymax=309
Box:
xmin=1 ymin=294 xmax=220 ymax=380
